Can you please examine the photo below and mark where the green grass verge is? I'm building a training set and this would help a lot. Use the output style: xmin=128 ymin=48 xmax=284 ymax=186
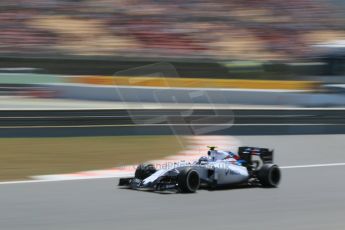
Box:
xmin=0 ymin=136 xmax=185 ymax=181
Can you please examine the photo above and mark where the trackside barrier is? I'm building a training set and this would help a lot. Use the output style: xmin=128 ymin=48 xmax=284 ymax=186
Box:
xmin=43 ymin=83 xmax=345 ymax=107
xmin=69 ymin=76 xmax=319 ymax=91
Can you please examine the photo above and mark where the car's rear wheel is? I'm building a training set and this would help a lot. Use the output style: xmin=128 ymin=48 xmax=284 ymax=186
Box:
xmin=135 ymin=164 xmax=156 ymax=180
xmin=258 ymin=164 xmax=281 ymax=187
xmin=178 ymin=168 xmax=200 ymax=193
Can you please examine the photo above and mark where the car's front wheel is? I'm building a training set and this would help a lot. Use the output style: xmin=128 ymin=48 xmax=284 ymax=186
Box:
xmin=178 ymin=168 xmax=200 ymax=193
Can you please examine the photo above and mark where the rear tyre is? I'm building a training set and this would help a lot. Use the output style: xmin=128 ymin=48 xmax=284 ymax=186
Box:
xmin=135 ymin=164 xmax=157 ymax=180
xmin=258 ymin=164 xmax=281 ymax=187
xmin=178 ymin=168 xmax=200 ymax=193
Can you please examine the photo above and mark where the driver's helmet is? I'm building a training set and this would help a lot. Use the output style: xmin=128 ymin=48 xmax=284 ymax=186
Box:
xmin=209 ymin=149 xmax=230 ymax=161
xmin=198 ymin=156 xmax=209 ymax=164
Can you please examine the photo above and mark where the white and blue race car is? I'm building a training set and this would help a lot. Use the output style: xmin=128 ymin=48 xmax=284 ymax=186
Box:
xmin=118 ymin=146 xmax=281 ymax=193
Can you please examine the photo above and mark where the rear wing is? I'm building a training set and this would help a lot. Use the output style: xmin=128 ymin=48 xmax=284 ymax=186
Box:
xmin=238 ymin=147 xmax=274 ymax=168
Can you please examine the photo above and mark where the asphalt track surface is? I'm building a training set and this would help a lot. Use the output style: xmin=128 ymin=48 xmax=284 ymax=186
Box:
xmin=1 ymin=135 xmax=345 ymax=230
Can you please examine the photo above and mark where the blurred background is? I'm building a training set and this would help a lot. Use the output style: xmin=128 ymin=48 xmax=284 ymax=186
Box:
xmin=0 ymin=0 xmax=344 ymax=75
xmin=0 ymin=0 xmax=345 ymax=101
xmin=0 ymin=0 xmax=344 ymax=60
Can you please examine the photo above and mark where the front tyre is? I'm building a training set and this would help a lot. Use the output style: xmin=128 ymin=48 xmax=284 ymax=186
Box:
xmin=178 ymin=168 xmax=200 ymax=193
xmin=258 ymin=164 xmax=281 ymax=187
xmin=135 ymin=164 xmax=156 ymax=180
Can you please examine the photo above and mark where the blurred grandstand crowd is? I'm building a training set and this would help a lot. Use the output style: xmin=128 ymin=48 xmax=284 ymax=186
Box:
xmin=0 ymin=0 xmax=344 ymax=60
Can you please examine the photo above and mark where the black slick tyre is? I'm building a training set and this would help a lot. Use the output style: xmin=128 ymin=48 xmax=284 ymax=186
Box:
xmin=178 ymin=168 xmax=200 ymax=193
xmin=258 ymin=164 xmax=281 ymax=187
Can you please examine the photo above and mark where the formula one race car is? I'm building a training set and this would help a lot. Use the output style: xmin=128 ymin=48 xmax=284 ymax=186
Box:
xmin=118 ymin=146 xmax=281 ymax=193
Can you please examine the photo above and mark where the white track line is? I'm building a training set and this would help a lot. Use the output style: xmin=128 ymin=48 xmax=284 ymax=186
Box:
xmin=1 ymin=162 xmax=345 ymax=185
xmin=281 ymin=162 xmax=345 ymax=169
